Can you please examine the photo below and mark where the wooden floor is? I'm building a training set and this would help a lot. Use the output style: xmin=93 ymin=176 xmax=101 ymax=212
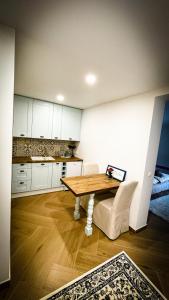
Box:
xmin=0 ymin=191 xmax=169 ymax=299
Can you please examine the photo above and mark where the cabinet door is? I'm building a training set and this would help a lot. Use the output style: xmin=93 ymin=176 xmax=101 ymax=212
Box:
xmin=52 ymin=104 xmax=62 ymax=140
xmin=61 ymin=106 xmax=82 ymax=141
xmin=52 ymin=162 xmax=63 ymax=187
xmin=31 ymin=163 xmax=52 ymax=191
xmin=66 ymin=162 xmax=82 ymax=177
xmin=32 ymin=100 xmax=53 ymax=139
xmin=13 ymin=95 xmax=32 ymax=137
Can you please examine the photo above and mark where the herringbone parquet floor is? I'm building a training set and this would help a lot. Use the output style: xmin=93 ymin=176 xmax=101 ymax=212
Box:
xmin=0 ymin=191 xmax=169 ymax=299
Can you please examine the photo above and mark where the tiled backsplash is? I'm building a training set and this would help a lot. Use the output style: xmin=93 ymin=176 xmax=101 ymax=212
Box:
xmin=13 ymin=137 xmax=78 ymax=157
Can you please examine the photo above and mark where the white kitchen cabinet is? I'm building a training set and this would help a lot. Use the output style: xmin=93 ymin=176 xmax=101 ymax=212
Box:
xmin=13 ymin=95 xmax=32 ymax=138
xmin=12 ymin=180 xmax=31 ymax=194
xmin=52 ymin=104 xmax=62 ymax=140
xmin=12 ymin=163 xmax=32 ymax=193
xmin=66 ymin=162 xmax=82 ymax=177
xmin=11 ymin=160 xmax=83 ymax=194
xmin=32 ymin=100 xmax=53 ymax=139
xmin=61 ymin=106 xmax=82 ymax=141
xmin=13 ymin=95 xmax=82 ymax=141
xmin=31 ymin=163 xmax=52 ymax=191
xmin=52 ymin=162 xmax=63 ymax=187
xmin=12 ymin=166 xmax=31 ymax=180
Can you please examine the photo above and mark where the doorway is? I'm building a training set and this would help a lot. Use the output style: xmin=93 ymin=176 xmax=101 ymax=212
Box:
xmin=149 ymin=100 xmax=169 ymax=223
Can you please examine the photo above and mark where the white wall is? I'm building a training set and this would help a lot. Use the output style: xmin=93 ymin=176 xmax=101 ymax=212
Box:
xmin=135 ymin=95 xmax=166 ymax=229
xmin=77 ymin=89 xmax=169 ymax=230
xmin=0 ymin=24 xmax=15 ymax=284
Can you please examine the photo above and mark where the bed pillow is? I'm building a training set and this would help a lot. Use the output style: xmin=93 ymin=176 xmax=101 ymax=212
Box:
xmin=153 ymin=177 xmax=160 ymax=184
xmin=155 ymin=173 xmax=169 ymax=183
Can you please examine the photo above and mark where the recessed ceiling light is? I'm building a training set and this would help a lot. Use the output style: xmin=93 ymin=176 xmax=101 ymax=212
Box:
xmin=85 ymin=73 xmax=97 ymax=85
xmin=56 ymin=94 xmax=64 ymax=102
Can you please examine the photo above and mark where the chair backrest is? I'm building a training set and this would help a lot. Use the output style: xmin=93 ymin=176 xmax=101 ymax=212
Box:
xmin=82 ymin=163 xmax=99 ymax=175
xmin=112 ymin=181 xmax=138 ymax=212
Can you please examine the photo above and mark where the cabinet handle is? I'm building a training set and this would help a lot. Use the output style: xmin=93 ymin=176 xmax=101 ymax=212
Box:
xmin=20 ymin=164 xmax=25 ymax=166
xmin=19 ymin=182 xmax=24 ymax=184
xmin=41 ymin=163 xmax=45 ymax=166
xmin=54 ymin=137 xmax=58 ymax=139
xmin=20 ymin=170 xmax=24 ymax=173
xmin=40 ymin=135 xmax=44 ymax=138
xmin=20 ymin=134 xmax=25 ymax=137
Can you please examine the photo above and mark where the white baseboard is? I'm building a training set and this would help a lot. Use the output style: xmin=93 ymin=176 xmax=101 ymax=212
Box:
xmin=129 ymin=223 xmax=147 ymax=233
xmin=11 ymin=186 xmax=68 ymax=198
xmin=0 ymin=277 xmax=10 ymax=286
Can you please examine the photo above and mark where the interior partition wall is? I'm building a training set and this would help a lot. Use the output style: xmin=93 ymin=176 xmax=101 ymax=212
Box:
xmin=0 ymin=24 xmax=15 ymax=284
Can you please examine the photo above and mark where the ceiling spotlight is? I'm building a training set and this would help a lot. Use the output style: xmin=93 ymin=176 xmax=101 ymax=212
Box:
xmin=56 ymin=94 xmax=64 ymax=102
xmin=85 ymin=73 xmax=97 ymax=85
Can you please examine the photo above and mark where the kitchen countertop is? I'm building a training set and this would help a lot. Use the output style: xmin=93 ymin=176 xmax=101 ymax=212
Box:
xmin=12 ymin=156 xmax=83 ymax=164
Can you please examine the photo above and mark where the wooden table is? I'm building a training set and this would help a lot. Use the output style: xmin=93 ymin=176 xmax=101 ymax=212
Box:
xmin=61 ymin=174 xmax=120 ymax=236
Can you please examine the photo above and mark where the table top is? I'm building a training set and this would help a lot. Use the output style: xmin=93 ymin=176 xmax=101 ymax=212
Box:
xmin=61 ymin=173 xmax=120 ymax=196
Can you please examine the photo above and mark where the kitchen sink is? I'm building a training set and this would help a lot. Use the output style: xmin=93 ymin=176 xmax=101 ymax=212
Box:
xmin=31 ymin=156 xmax=55 ymax=161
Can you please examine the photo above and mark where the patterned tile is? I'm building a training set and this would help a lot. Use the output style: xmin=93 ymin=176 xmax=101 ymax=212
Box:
xmin=12 ymin=138 xmax=78 ymax=157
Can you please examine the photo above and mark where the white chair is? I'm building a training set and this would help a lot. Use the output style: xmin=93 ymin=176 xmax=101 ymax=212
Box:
xmin=81 ymin=181 xmax=138 ymax=240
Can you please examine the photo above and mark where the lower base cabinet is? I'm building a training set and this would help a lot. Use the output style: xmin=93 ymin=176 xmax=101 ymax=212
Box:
xmin=31 ymin=163 xmax=52 ymax=191
xmin=52 ymin=162 xmax=63 ymax=188
xmin=12 ymin=161 xmax=82 ymax=194
xmin=12 ymin=163 xmax=31 ymax=193
xmin=12 ymin=180 xmax=31 ymax=193
xmin=66 ymin=162 xmax=82 ymax=177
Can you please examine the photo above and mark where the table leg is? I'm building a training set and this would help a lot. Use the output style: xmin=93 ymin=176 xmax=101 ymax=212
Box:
xmin=85 ymin=193 xmax=95 ymax=236
xmin=74 ymin=197 xmax=81 ymax=220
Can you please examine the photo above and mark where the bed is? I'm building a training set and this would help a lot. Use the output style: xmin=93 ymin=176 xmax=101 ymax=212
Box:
xmin=152 ymin=174 xmax=169 ymax=195
xmin=149 ymin=194 xmax=169 ymax=222
xmin=150 ymin=166 xmax=169 ymax=222
xmin=151 ymin=167 xmax=169 ymax=197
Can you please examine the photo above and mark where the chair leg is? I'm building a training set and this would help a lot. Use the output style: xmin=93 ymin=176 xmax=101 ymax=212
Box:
xmin=85 ymin=193 xmax=95 ymax=236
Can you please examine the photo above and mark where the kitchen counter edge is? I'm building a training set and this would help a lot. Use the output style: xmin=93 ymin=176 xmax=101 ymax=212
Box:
xmin=12 ymin=156 xmax=83 ymax=164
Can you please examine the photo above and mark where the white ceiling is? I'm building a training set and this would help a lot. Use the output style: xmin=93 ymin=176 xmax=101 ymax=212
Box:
xmin=0 ymin=0 xmax=169 ymax=109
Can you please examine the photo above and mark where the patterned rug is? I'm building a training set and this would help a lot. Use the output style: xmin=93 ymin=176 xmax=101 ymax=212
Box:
xmin=41 ymin=252 xmax=166 ymax=300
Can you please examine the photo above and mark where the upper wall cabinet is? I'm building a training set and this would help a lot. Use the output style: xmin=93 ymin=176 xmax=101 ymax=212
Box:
xmin=52 ymin=104 xmax=62 ymax=140
xmin=13 ymin=95 xmax=32 ymax=138
xmin=61 ymin=106 xmax=82 ymax=141
xmin=32 ymin=100 xmax=53 ymax=139
xmin=13 ymin=95 xmax=82 ymax=141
